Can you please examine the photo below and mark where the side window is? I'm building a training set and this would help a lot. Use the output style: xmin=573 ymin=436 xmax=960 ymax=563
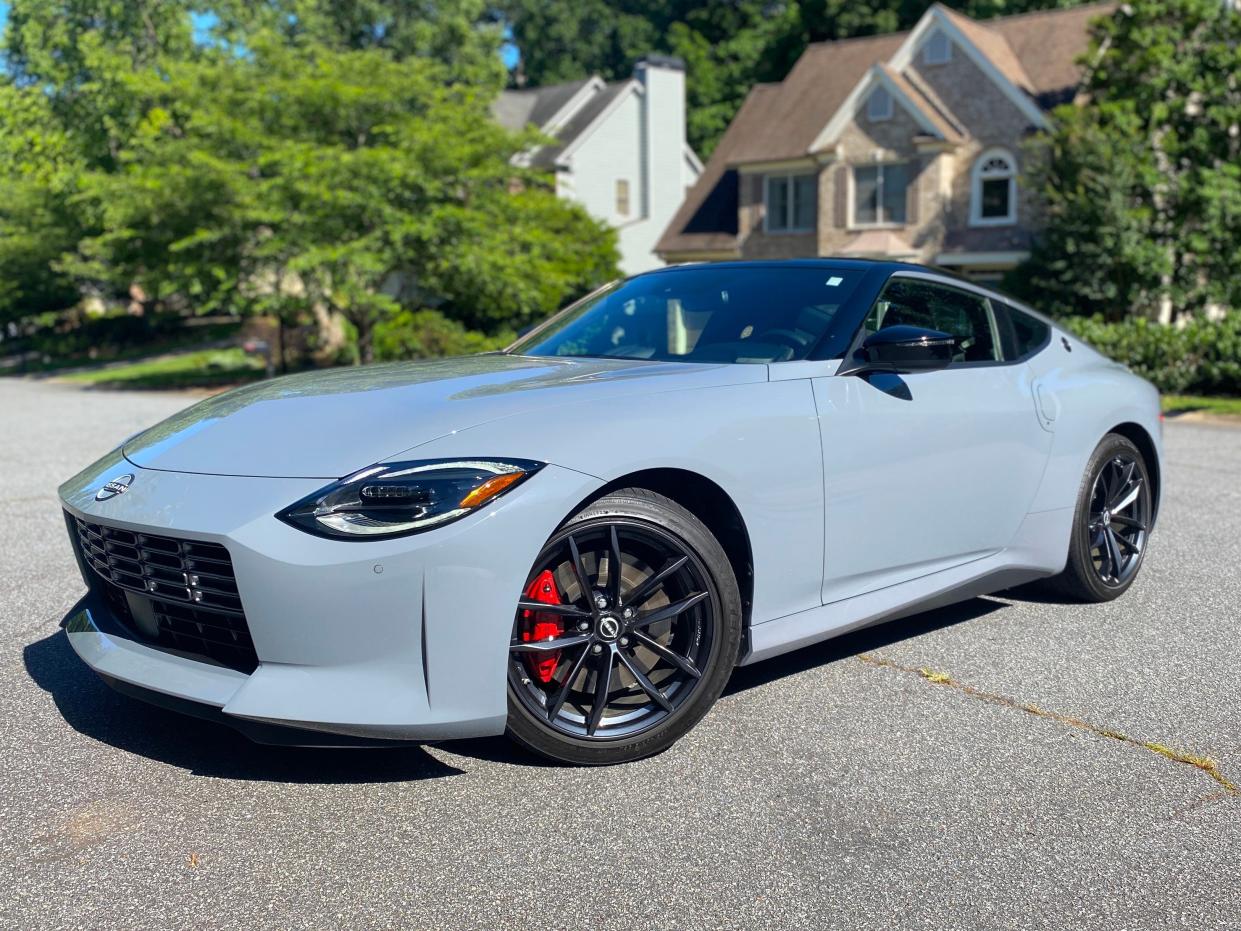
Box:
xmin=999 ymin=301 xmax=1051 ymax=360
xmin=864 ymin=278 xmax=1002 ymax=364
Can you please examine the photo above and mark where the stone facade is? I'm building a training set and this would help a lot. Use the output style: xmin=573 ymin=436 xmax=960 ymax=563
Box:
xmin=657 ymin=3 xmax=1113 ymax=280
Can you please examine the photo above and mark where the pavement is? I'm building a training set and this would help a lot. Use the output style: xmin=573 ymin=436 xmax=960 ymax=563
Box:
xmin=0 ymin=376 xmax=1238 ymax=930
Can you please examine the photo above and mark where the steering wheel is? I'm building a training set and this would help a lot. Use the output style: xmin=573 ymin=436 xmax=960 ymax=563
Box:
xmin=757 ymin=329 xmax=810 ymax=354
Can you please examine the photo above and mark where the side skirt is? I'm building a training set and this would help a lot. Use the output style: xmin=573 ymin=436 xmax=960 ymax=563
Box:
xmin=742 ymin=507 xmax=1072 ymax=666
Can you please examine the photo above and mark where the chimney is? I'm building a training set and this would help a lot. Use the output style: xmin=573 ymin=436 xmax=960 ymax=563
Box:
xmin=634 ymin=55 xmax=687 ymax=220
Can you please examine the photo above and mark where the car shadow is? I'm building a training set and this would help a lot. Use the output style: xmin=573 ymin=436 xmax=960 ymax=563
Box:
xmin=26 ymin=595 xmax=1016 ymax=777
xmin=23 ymin=631 xmax=466 ymax=783
xmin=725 ymin=595 xmax=1009 ymax=696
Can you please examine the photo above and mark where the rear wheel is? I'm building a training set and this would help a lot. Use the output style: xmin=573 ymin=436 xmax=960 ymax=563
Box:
xmin=506 ymin=488 xmax=742 ymax=765
xmin=1048 ymin=433 xmax=1153 ymax=602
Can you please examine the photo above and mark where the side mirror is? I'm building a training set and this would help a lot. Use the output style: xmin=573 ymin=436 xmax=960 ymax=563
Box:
xmin=840 ymin=325 xmax=955 ymax=376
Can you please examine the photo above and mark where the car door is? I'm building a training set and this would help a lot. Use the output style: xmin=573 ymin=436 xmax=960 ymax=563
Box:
xmin=813 ymin=273 xmax=1053 ymax=605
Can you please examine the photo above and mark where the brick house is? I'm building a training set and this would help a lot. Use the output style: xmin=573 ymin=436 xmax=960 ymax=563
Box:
xmin=656 ymin=2 xmax=1114 ymax=282
xmin=494 ymin=56 xmax=703 ymax=275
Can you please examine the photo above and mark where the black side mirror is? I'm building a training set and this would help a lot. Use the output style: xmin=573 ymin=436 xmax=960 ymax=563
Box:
xmin=839 ymin=325 xmax=955 ymax=376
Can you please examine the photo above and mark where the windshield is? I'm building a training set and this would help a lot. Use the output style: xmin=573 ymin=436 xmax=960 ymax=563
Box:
xmin=509 ymin=265 xmax=868 ymax=363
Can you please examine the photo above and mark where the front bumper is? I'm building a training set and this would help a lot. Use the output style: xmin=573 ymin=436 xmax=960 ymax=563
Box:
xmin=59 ymin=450 xmax=602 ymax=744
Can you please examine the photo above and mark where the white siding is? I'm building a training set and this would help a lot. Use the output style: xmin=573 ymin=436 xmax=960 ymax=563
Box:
xmin=555 ymin=63 xmax=694 ymax=275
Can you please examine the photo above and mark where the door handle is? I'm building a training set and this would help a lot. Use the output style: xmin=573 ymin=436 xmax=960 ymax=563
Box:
xmin=1034 ymin=382 xmax=1059 ymax=432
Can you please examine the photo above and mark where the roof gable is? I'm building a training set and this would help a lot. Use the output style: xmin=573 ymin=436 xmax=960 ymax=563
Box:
xmin=888 ymin=4 xmax=1047 ymax=130
xmin=809 ymin=62 xmax=963 ymax=152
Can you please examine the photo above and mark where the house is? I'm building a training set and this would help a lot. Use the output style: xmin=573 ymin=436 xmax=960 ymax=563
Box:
xmin=656 ymin=2 xmax=1114 ymax=282
xmin=494 ymin=56 xmax=704 ymax=275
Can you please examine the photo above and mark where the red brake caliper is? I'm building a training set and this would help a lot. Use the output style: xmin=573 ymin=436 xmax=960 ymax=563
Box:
xmin=521 ymin=569 xmax=564 ymax=684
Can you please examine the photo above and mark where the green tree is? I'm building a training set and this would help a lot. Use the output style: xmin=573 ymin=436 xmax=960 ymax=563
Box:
xmin=61 ymin=35 xmax=618 ymax=363
xmin=0 ymin=85 xmax=85 ymax=326
xmin=1011 ymin=0 xmax=1241 ymax=321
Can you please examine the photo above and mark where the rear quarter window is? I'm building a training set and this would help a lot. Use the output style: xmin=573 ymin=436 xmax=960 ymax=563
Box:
xmin=999 ymin=301 xmax=1052 ymax=361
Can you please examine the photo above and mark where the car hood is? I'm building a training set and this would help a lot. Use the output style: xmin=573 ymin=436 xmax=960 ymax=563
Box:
xmin=122 ymin=354 xmax=766 ymax=478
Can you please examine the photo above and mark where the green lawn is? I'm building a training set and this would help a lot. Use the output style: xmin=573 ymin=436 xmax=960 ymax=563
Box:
xmin=1162 ymin=394 xmax=1241 ymax=417
xmin=61 ymin=347 xmax=266 ymax=390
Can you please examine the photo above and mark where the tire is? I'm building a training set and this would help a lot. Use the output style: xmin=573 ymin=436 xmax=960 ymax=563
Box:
xmin=1046 ymin=433 xmax=1153 ymax=603
xmin=506 ymin=488 xmax=742 ymax=765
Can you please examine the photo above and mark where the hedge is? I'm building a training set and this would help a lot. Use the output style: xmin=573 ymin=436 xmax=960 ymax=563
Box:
xmin=1061 ymin=313 xmax=1241 ymax=396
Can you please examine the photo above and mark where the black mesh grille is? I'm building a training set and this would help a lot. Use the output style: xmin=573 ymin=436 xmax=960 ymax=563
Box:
xmin=68 ymin=513 xmax=258 ymax=673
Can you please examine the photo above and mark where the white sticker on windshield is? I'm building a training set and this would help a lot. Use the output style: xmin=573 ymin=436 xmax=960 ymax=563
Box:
xmin=826 ymin=276 xmax=843 ymax=287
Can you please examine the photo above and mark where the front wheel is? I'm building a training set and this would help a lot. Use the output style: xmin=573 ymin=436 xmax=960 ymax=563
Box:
xmin=506 ymin=488 xmax=742 ymax=765
xmin=1048 ymin=433 xmax=1154 ymax=602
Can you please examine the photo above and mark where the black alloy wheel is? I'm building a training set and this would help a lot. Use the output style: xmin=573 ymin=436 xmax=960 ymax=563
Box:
xmin=1086 ymin=450 xmax=1150 ymax=587
xmin=1049 ymin=433 xmax=1154 ymax=602
xmin=506 ymin=488 xmax=742 ymax=765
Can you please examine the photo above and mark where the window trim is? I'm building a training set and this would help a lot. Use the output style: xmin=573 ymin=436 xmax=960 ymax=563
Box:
xmin=923 ymin=29 xmax=952 ymax=65
xmin=866 ymin=86 xmax=894 ymax=122
xmin=763 ymin=171 xmax=817 ymax=235
xmin=970 ymin=147 xmax=1018 ymax=227
xmin=849 ymin=161 xmax=910 ymax=230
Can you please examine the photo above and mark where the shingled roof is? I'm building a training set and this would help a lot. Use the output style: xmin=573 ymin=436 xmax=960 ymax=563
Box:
xmin=657 ymin=1 xmax=1115 ymax=258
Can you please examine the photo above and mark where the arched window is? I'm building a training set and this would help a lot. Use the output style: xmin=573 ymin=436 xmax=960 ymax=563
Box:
xmin=970 ymin=148 xmax=1016 ymax=225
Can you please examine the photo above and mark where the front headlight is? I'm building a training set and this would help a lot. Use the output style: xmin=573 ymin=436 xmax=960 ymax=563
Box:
xmin=277 ymin=458 xmax=544 ymax=540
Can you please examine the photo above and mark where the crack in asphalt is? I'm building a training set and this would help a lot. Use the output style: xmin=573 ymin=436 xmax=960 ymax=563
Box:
xmin=857 ymin=653 xmax=1238 ymax=796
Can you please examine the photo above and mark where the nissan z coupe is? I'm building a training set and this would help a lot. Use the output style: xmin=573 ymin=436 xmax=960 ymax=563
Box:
xmin=58 ymin=260 xmax=1162 ymax=765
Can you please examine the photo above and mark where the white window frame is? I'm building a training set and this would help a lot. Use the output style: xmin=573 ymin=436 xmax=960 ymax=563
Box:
xmin=866 ymin=86 xmax=893 ymax=122
xmin=923 ymin=29 xmax=952 ymax=66
xmin=849 ymin=161 xmax=910 ymax=229
xmin=970 ymin=147 xmax=1018 ymax=227
xmin=763 ymin=172 xmax=817 ymax=234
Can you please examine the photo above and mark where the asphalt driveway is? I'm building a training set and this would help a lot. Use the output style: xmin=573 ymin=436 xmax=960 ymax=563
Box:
xmin=1 ymin=377 xmax=1238 ymax=930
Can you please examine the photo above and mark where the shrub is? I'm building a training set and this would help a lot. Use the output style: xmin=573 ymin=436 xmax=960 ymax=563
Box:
xmin=1062 ymin=313 xmax=1241 ymax=395
xmin=372 ymin=309 xmax=512 ymax=363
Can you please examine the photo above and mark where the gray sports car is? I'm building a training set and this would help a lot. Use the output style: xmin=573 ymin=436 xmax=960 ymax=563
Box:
xmin=58 ymin=260 xmax=1162 ymax=764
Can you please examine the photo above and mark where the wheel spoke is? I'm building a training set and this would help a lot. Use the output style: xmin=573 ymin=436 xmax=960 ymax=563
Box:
xmin=567 ymin=533 xmax=598 ymax=617
xmin=1114 ymin=532 xmax=1141 ymax=555
xmin=510 ymin=634 xmax=592 ymax=654
xmin=607 ymin=525 xmax=623 ymax=605
xmin=1111 ymin=514 xmax=1147 ymax=531
xmin=632 ymin=630 xmax=702 ymax=679
xmin=1103 ymin=528 xmax=1124 ymax=580
xmin=545 ymin=645 xmax=591 ymax=722
xmin=586 ymin=650 xmax=613 ymax=736
xmin=631 ymin=591 xmax=709 ymax=629
xmin=622 ymin=555 xmax=689 ymax=610
xmin=618 ymin=650 xmax=674 ymax=712
xmin=517 ymin=600 xmax=590 ymax=618
xmin=1110 ymin=478 xmax=1143 ymax=514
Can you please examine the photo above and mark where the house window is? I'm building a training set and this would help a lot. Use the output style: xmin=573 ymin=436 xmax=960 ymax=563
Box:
xmin=765 ymin=173 xmax=817 ymax=233
xmin=866 ymin=86 xmax=893 ymax=122
xmin=924 ymin=30 xmax=952 ymax=65
xmin=853 ymin=163 xmax=909 ymax=226
xmin=616 ymin=179 xmax=630 ymax=217
xmin=971 ymin=149 xmax=1017 ymax=225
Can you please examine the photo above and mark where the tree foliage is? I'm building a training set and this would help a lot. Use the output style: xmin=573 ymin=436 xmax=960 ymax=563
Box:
xmin=0 ymin=1 xmax=617 ymax=362
xmin=501 ymin=1 xmax=1086 ymax=156
xmin=1010 ymin=0 xmax=1241 ymax=321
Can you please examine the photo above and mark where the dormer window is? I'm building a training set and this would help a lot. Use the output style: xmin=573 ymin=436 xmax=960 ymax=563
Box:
xmin=866 ymin=86 xmax=893 ymax=122
xmin=924 ymin=30 xmax=952 ymax=65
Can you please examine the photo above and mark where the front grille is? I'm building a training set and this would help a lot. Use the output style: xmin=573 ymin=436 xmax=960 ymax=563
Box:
xmin=68 ymin=514 xmax=258 ymax=673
